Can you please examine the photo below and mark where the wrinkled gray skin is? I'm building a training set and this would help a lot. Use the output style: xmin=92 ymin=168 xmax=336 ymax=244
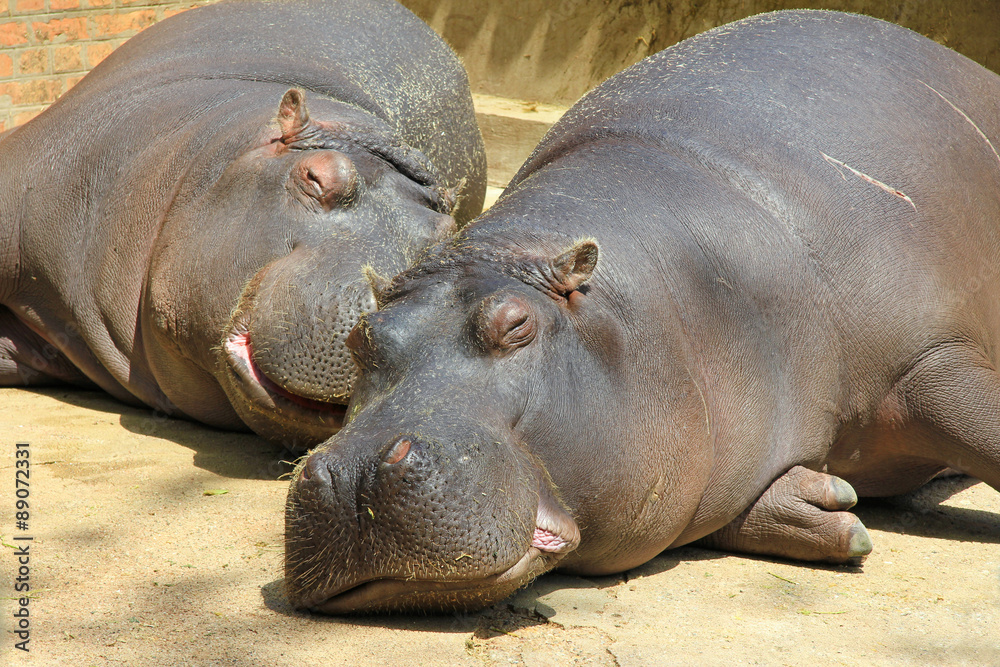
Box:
xmin=286 ymin=10 xmax=1000 ymax=613
xmin=0 ymin=0 xmax=485 ymax=450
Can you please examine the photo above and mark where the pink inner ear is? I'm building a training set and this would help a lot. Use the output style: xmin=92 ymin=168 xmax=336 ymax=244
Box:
xmin=278 ymin=89 xmax=310 ymax=140
xmin=551 ymin=240 xmax=599 ymax=294
xmin=296 ymin=151 xmax=358 ymax=209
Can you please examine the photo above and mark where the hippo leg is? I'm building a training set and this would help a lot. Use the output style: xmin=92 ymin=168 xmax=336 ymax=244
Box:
xmin=0 ymin=307 xmax=89 ymax=387
xmin=897 ymin=343 xmax=1000 ymax=491
xmin=697 ymin=466 xmax=873 ymax=564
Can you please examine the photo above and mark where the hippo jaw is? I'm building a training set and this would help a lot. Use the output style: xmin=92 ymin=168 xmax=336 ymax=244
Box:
xmin=223 ymin=328 xmax=348 ymax=423
xmin=218 ymin=259 xmax=378 ymax=449
xmin=303 ymin=521 xmax=578 ymax=615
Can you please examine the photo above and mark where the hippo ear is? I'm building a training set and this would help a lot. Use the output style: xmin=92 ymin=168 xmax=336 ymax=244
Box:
xmin=278 ymin=88 xmax=311 ymax=141
xmin=362 ymin=265 xmax=393 ymax=309
xmin=437 ymin=177 xmax=465 ymax=216
xmin=550 ymin=239 xmax=599 ymax=294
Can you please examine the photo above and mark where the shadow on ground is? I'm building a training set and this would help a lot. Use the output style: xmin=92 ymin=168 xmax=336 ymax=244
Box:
xmin=855 ymin=475 xmax=1000 ymax=542
xmin=20 ymin=386 xmax=296 ymax=480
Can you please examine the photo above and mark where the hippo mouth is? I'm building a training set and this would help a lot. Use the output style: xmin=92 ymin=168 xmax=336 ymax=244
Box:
xmin=223 ymin=329 xmax=348 ymax=425
xmin=299 ymin=522 xmax=580 ymax=615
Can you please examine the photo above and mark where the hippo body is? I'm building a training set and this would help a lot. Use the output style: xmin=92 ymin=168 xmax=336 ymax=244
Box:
xmin=286 ymin=10 xmax=1000 ymax=613
xmin=0 ymin=0 xmax=485 ymax=449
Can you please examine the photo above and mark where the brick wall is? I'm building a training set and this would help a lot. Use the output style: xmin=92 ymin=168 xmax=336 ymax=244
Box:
xmin=0 ymin=0 xmax=213 ymax=131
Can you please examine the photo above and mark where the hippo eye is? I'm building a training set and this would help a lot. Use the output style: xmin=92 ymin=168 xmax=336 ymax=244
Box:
xmin=481 ymin=294 xmax=536 ymax=354
xmin=382 ymin=437 xmax=412 ymax=465
xmin=291 ymin=150 xmax=359 ymax=210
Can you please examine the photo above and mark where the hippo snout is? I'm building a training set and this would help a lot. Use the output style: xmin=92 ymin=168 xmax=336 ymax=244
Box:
xmin=249 ymin=278 xmax=374 ymax=403
xmin=219 ymin=246 xmax=381 ymax=450
xmin=284 ymin=431 xmax=581 ymax=613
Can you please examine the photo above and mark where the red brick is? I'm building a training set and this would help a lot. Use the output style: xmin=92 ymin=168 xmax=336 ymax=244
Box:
xmin=14 ymin=108 xmax=45 ymax=126
xmin=86 ymin=40 xmax=115 ymax=68
xmin=11 ymin=79 xmax=63 ymax=105
xmin=64 ymin=74 xmax=85 ymax=89
xmin=0 ymin=21 xmax=31 ymax=47
xmin=92 ymin=9 xmax=157 ymax=38
xmin=86 ymin=0 xmax=113 ymax=8
xmin=54 ymin=45 xmax=83 ymax=72
xmin=163 ymin=6 xmax=199 ymax=19
xmin=14 ymin=0 xmax=45 ymax=13
xmin=51 ymin=0 xmax=82 ymax=10
xmin=0 ymin=53 xmax=12 ymax=78
xmin=0 ymin=120 xmax=6 ymax=134
xmin=0 ymin=0 xmax=7 ymax=15
xmin=32 ymin=17 xmax=89 ymax=43
xmin=18 ymin=48 xmax=48 ymax=75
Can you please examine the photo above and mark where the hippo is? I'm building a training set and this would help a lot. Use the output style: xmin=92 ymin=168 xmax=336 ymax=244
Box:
xmin=284 ymin=9 xmax=1000 ymax=614
xmin=0 ymin=0 xmax=485 ymax=450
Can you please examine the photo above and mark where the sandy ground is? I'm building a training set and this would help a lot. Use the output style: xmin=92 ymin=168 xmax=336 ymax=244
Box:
xmin=1 ymin=386 xmax=998 ymax=666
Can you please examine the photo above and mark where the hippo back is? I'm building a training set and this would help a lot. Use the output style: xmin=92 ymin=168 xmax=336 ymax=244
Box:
xmin=500 ymin=9 xmax=1000 ymax=403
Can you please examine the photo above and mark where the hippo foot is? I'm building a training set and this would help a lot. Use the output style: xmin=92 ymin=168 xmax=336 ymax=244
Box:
xmin=698 ymin=466 xmax=873 ymax=565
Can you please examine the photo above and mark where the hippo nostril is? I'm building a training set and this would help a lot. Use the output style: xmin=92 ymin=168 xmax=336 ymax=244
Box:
xmin=301 ymin=453 xmax=333 ymax=486
xmin=384 ymin=437 xmax=412 ymax=465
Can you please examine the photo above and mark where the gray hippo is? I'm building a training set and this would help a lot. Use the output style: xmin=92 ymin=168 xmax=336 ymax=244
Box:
xmin=0 ymin=0 xmax=485 ymax=450
xmin=285 ymin=10 xmax=1000 ymax=613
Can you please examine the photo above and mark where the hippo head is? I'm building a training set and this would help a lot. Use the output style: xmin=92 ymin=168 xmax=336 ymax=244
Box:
xmin=144 ymin=89 xmax=475 ymax=450
xmin=283 ymin=239 xmax=607 ymax=613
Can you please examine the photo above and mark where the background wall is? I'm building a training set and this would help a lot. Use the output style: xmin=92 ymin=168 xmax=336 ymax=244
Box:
xmin=413 ymin=0 xmax=999 ymax=189
xmin=1 ymin=0 xmax=999 ymax=130
xmin=403 ymin=0 xmax=1000 ymax=105
xmin=0 ymin=0 xmax=208 ymax=130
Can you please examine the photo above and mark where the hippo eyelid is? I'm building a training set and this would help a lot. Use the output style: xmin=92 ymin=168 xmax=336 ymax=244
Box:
xmin=502 ymin=315 xmax=535 ymax=349
xmin=304 ymin=169 xmax=325 ymax=196
xmin=288 ymin=150 xmax=360 ymax=211
xmin=478 ymin=294 xmax=538 ymax=355
xmin=382 ymin=437 xmax=412 ymax=465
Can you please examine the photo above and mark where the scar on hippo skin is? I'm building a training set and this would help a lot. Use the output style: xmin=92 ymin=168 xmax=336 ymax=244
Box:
xmin=819 ymin=151 xmax=916 ymax=211
xmin=697 ymin=466 xmax=873 ymax=565
xmin=919 ymin=81 xmax=1000 ymax=169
